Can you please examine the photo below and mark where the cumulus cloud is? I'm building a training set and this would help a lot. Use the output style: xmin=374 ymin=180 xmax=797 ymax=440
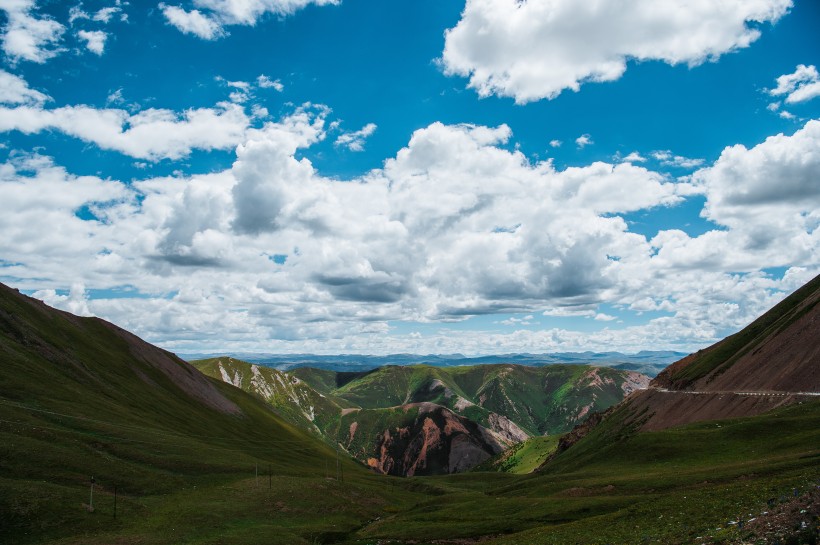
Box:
xmin=34 ymin=282 xmax=93 ymax=317
xmin=441 ymin=0 xmax=792 ymax=103
xmin=0 ymin=100 xmax=250 ymax=160
xmin=651 ymin=150 xmax=704 ymax=169
xmin=0 ymin=0 xmax=66 ymax=63
xmin=160 ymin=0 xmax=340 ymax=39
xmin=4 ymin=108 xmax=817 ymax=355
xmin=770 ymin=64 xmax=820 ymax=104
xmin=335 ymin=122 xmax=377 ymax=152
xmin=160 ymin=4 xmax=224 ymax=40
xmin=575 ymin=134 xmax=592 ymax=148
xmin=695 ymin=119 xmax=820 ymax=224
xmin=0 ymin=68 xmax=48 ymax=105
xmin=622 ymin=151 xmax=647 ymax=163
xmin=93 ymin=6 xmax=122 ymax=24
xmin=257 ymin=74 xmax=283 ymax=91
xmin=644 ymin=119 xmax=820 ymax=275
xmin=77 ymin=29 xmax=106 ymax=55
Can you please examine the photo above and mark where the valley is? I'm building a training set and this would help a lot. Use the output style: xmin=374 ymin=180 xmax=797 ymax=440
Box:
xmin=0 ymin=273 xmax=818 ymax=544
xmin=192 ymin=357 xmax=649 ymax=475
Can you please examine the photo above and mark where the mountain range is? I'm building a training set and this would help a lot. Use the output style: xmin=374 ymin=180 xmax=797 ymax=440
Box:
xmin=191 ymin=358 xmax=648 ymax=475
xmin=1 ymin=274 xmax=818 ymax=544
xmin=180 ymin=351 xmax=685 ymax=378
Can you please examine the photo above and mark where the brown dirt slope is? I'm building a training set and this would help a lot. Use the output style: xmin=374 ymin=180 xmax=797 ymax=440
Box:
xmin=554 ymin=273 xmax=820 ymax=446
xmin=653 ymin=273 xmax=820 ymax=393
xmin=634 ymin=272 xmax=820 ymax=431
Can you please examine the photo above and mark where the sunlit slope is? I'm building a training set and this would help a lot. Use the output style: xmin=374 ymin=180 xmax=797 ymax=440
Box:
xmin=293 ymin=362 xmax=649 ymax=436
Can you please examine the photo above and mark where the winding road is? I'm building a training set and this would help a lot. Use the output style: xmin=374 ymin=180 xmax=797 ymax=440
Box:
xmin=650 ymin=387 xmax=820 ymax=397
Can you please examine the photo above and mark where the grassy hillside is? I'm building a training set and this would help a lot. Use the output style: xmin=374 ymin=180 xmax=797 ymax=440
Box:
xmin=0 ymin=284 xmax=412 ymax=544
xmin=473 ymin=436 xmax=560 ymax=474
xmin=294 ymin=362 xmax=648 ymax=436
xmin=4 ymin=279 xmax=817 ymax=544
xmin=356 ymin=398 xmax=820 ymax=544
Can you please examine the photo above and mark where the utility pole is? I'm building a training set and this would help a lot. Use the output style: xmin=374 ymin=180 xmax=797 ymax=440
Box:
xmin=89 ymin=476 xmax=95 ymax=512
xmin=255 ymin=464 xmax=258 ymax=487
xmin=268 ymin=464 xmax=271 ymax=490
xmin=113 ymin=485 xmax=117 ymax=520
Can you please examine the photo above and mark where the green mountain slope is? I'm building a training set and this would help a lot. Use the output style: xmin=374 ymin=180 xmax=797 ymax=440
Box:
xmin=0 ymin=284 xmax=407 ymax=544
xmin=292 ymin=363 xmax=649 ymax=436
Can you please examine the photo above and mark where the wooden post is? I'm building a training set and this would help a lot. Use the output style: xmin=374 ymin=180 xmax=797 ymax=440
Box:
xmin=89 ymin=476 xmax=95 ymax=512
xmin=113 ymin=485 xmax=117 ymax=519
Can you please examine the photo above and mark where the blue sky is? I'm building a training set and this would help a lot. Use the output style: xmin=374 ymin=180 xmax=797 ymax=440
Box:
xmin=0 ymin=0 xmax=818 ymax=355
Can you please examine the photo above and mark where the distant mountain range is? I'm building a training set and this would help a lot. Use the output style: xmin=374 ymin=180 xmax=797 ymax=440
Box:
xmin=180 ymin=350 xmax=685 ymax=378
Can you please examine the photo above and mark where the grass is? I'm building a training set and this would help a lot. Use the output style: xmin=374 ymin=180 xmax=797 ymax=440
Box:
xmin=474 ymin=435 xmax=560 ymax=474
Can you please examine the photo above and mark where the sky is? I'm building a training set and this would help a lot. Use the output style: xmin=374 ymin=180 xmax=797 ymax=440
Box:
xmin=0 ymin=0 xmax=818 ymax=356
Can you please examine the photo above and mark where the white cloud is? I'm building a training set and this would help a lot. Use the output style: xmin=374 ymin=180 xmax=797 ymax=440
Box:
xmin=695 ymin=119 xmax=820 ymax=226
xmin=3 ymin=109 xmax=817 ymax=355
xmin=575 ymin=134 xmax=592 ymax=148
xmin=0 ymin=0 xmax=66 ymax=63
xmin=0 ymin=68 xmax=48 ymax=105
xmin=34 ymin=282 xmax=92 ymax=317
xmin=161 ymin=0 xmax=340 ymax=39
xmin=770 ymin=64 xmax=820 ymax=104
xmin=0 ymin=100 xmax=250 ymax=160
xmin=93 ymin=6 xmax=121 ymax=23
xmin=441 ymin=0 xmax=792 ymax=103
xmin=651 ymin=150 xmax=704 ymax=169
xmin=257 ymin=74 xmax=283 ymax=91
xmin=334 ymin=122 xmax=377 ymax=152
xmin=68 ymin=5 xmax=89 ymax=24
xmin=160 ymin=4 xmax=224 ymax=40
xmin=549 ymin=139 xmax=561 ymax=148
xmin=779 ymin=110 xmax=796 ymax=120
xmin=622 ymin=151 xmax=647 ymax=163
xmin=77 ymin=29 xmax=106 ymax=55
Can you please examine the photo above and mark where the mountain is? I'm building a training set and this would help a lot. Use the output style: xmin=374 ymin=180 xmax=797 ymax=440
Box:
xmin=635 ymin=272 xmax=820 ymax=431
xmin=193 ymin=357 xmax=648 ymax=475
xmin=181 ymin=351 xmax=684 ymax=377
xmin=0 ymin=283 xmax=385 ymax=544
xmin=550 ymin=272 xmax=820 ymax=455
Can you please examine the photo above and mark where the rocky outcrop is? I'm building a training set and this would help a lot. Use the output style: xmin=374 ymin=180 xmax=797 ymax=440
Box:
xmin=367 ymin=403 xmax=504 ymax=476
